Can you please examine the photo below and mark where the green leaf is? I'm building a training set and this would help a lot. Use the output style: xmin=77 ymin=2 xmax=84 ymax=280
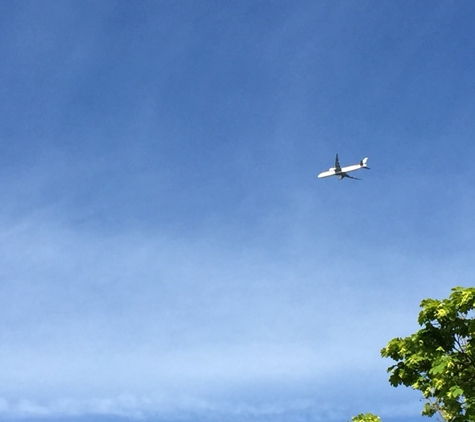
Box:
xmin=430 ymin=361 xmax=447 ymax=375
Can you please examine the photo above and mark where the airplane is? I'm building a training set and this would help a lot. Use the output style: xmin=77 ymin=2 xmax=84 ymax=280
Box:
xmin=318 ymin=154 xmax=369 ymax=180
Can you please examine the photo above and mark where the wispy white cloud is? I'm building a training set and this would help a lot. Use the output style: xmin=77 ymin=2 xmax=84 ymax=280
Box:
xmin=0 ymin=391 xmax=423 ymax=421
xmin=0 ymin=194 xmax=462 ymax=420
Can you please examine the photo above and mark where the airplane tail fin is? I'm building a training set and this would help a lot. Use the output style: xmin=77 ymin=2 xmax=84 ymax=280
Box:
xmin=360 ymin=157 xmax=369 ymax=169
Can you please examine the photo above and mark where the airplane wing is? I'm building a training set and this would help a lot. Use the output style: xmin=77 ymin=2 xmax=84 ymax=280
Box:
xmin=334 ymin=154 xmax=342 ymax=172
xmin=343 ymin=173 xmax=360 ymax=180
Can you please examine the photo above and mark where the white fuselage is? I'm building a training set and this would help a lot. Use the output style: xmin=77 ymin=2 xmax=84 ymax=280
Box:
xmin=318 ymin=163 xmax=361 ymax=178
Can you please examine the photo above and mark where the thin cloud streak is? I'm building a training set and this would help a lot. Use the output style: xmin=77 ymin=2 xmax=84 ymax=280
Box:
xmin=0 ymin=201 xmax=468 ymax=419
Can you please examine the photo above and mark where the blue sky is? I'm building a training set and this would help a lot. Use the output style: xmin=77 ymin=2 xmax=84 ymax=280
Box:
xmin=1 ymin=1 xmax=475 ymax=421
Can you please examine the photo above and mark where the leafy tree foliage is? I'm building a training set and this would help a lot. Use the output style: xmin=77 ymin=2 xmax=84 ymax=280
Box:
xmin=350 ymin=413 xmax=382 ymax=422
xmin=381 ymin=287 xmax=475 ymax=421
